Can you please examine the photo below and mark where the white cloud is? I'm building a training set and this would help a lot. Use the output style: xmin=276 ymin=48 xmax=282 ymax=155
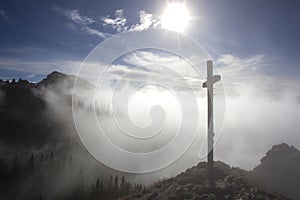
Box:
xmin=100 ymin=50 xmax=205 ymax=93
xmin=111 ymin=52 xmax=299 ymax=99
xmin=54 ymin=6 xmax=161 ymax=38
xmin=129 ymin=11 xmax=160 ymax=32
xmin=123 ymin=51 xmax=203 ymax=81
xmin=215 ymin=54 xmax=300 ymax=98
xmin=123 ymin=50 xmax=182 ymax=66
xmin=216 ymin=54 xmax=265 ymax=72
xmin=215 ymin=78 xmax=300 ymax=170
xmin=54 ymin=6 xmax=94 ymax=25
xmin=0 ymin=57 xmax=80 ymax=76
xmin=101 ymin=9 xmax=127 ymax=32
xmin=215 ymin=54 xmax=266 ymax=96
xmin=0 ymin=46 xmax=49 ymax=54
xmin=53 ymin=5 xmax=112 ymax=39
xmin=82 ymin=27 xmax=111 ymax=39
xmin=101 ymin=9 xmax=161 ymax=32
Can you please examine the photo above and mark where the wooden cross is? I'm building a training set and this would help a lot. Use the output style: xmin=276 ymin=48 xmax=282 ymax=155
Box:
xmin=202 ymin=60 xmax=221 ymax=186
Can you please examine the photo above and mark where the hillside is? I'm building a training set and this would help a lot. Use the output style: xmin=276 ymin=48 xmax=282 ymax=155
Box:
xmin=0 ymin=72 xmax=141 ymax=200
xmin=248 ymin=143 xmax=300 ymax=200
xmin=127 ymin=161 xmax=287 ymax=200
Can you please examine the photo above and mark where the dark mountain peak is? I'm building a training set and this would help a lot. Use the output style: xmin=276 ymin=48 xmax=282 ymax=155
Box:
xmin=37 ymin=71 xmax=74 ymax=88
xmin=46 ymin=71 xmax=66 ymax=79
xmin=37 ymin=71 xmax=92 ymax=91
xmin=130 ymin=161 xmax=287 ymax=200
xmin=250 ymin=143 xmax=300 ymax=199
xmin=268 ymin=143 xmax=299 ymax=155
xmin=259 ymin=143 xmax=300 ymax=167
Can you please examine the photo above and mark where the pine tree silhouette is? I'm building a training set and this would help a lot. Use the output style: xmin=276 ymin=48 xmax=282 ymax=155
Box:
xmin=114 ymin=175 xmax=119 ymax=198
xmin=120 ymin=176 xmax=126 ymax=196
xmin=107 ymin=175 xmax=113 ymax=199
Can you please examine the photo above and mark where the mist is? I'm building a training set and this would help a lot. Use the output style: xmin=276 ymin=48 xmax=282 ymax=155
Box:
xmin=0 ymin=55 xmax=299 ymax=200
xmin=1 ymin=50 xmax=297 ymax=193
xmin=215 ymin=80 xmax=300 ymax=170
xmin=35 ymin=51 xmax=300 ymax=185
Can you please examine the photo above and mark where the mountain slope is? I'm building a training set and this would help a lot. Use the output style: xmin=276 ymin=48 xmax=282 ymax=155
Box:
xmin=248 ymin=143 xmax=300 ymax=200
xmin=128 ymin=161 xmax=288 ymax=200
xmin=0 ymin=72 xmax=126 ymax=200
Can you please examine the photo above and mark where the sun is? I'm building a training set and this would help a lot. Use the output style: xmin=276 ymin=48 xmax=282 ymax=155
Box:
xmin=161 ymin=2 xmax=191 ymax=33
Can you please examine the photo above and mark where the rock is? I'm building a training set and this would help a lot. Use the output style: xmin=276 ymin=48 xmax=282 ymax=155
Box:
xmin=131 ymin=161 xmax=289 ymax=200
xmin=249 ymin=143 xmax=300 ymax=200
xmin=147 ymin=190 xmax=159 ymax=200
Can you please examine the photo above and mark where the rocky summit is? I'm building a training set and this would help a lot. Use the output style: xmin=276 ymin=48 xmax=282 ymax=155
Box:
xmin=126 ymin=161 xmax=288 ymax=200
xmin=249 ymin=143 xmax=300 ymax=200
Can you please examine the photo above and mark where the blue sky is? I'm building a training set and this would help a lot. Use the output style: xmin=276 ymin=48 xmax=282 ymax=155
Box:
xmin=0 ymin=0 xmax=299 ymax=82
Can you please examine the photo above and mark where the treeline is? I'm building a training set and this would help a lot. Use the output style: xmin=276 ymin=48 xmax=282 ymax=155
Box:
xmin=0 ymin=150 xmax=68 ymax=199
xmin=90 ymin=175 xmax=144 ymax=200
xmin=0 ymin=150 xmax=144 ymax=200
xmin=0 ymin=74 xmax=144 ymax=200
xmin=0 ymin=150 xmax=57 ymax=183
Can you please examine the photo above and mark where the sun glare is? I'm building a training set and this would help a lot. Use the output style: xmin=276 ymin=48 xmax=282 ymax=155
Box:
xmin=161 ymin=2 xmax=190 ymax=33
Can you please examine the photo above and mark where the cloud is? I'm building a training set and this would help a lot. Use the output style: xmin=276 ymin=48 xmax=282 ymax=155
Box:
xmin=54 ymin=6 xmax=161 ymax=39
xmin=215 ymin=54 xmax=265 ymax=96
xmin=215 ymin=79 xmax=300 ymax=170
xmin=216 ymin=54 xmax=265 ymax=76
xmin=123 ymin=51 xmax=204 ymax=81
xmin=101 ymin=9 xmax=127 ymax=32
xmin=53 ymin=5 xmax=109 ymax=39
xmin=101 ymin=9 xmax=161 ymax=32
xmin=54 ymin=6 xmax=94 ymax=25
xmin=123 ymin=50 xmax=181 ymax=65
xmin=217 ymin=54 xmax=264 ymax=68
xmin=129 ymin=11 xmax=160 ymax=32
xmin=215 ymin=54 xmax=300 ymax=97
xmin=82 ymin=27 xmax=111 ymax=39
xmin=0 ymin=46 xmax=49 ymax=55
xmin=0 ymin=57 xmax=80 ymax=76
xmin=104 ymin=50 xmax=205 ymax=92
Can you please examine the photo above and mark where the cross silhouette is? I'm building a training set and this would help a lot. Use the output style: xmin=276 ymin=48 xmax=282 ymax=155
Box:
xmin=202 ymin=60 xmax=221 ymax=186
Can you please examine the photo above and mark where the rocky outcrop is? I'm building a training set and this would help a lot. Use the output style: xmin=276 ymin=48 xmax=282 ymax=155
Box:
xmin=249 ymin=143 xmax=300 ymax=200
xmin=127 ymin=161 xmax=287 ymax=200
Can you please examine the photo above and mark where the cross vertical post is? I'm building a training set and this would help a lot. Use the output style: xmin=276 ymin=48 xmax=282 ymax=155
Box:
xmin=202 ymin=60 xmax=221 ymax=186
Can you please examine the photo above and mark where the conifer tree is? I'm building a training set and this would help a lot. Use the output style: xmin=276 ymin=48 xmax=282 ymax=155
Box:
xmin=114 ymin=175 xmax=119 ymax=197
xmin=107 ymin=175 xmax=113 ymax=199
xmin=120 ymin=176 xmax=126 ymax=196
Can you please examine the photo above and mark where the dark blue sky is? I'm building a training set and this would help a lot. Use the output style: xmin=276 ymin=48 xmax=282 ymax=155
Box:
xmin=0 ymin=0 xmax=299 ymax=82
